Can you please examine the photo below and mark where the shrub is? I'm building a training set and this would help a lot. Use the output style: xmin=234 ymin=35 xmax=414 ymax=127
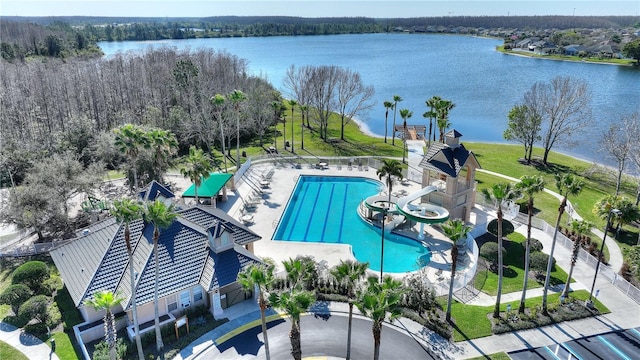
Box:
xmin=480 ymin=242 xmax=505 ymax=266
xmin=529 ymin=238 xmax=543 ymax=252
xmin=46 ymin=302 xmax=62 ymax=328
xmin=93 ymin=339 xmax=128 ymax=360
xmin=12 ymin=261 xmax=49 ymax=292
xmin=18 ymin=295 xmax=50 ymax=324
xmin=0 ymin=284 xmax=32 ymax=314
xmin=529 ymin=252 xmax=554 ymax=277
xmin=487 ymin=219 xmax=514 ymax=237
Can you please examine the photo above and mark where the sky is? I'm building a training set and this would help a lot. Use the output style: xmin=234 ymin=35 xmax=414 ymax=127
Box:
xmin=1 ymin=0 xmax=639 ymax=18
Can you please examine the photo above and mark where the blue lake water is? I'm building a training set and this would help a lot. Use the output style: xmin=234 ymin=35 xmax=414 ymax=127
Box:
xmin=273 ymin=176 xmax=431 ymax=273
xmin=99 ymin=33 xmax=640 ymax=166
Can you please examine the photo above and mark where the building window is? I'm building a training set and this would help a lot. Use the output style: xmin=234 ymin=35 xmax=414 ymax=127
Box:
xmin=193 ymin=287 xmax=203 ymax=302
xmin=180 ymin=290 xmax=191 ymax=308
xmin=167 ymin=294 xmax=177 ymax=312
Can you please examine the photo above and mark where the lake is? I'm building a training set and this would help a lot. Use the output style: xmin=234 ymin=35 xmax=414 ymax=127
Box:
xmin=99 ymin=33 xmax=640 ymax=166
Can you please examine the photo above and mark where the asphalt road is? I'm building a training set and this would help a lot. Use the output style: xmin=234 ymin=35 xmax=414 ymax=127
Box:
xmin=509 ymin=327 xmax=640 ymax=360
xmin=201 ymin=313 xmax=437 ymax=359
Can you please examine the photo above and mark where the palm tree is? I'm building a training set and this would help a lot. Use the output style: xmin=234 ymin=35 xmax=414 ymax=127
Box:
xmin=436 ymin=99 xmax=455 ymax=142
xmin=210 ymin=93 xmax=228 ymax=172
xmin=594 ymin=195 xmax=640 ymax=239
xmin=561 ymin=219 xmax=592 ymax=298
xmin=442 ymin=219 xmax=473 ymax=322
xmin=391 ymin=95 xmax=402 ymax=146
xmin=299 ymin=104 xmax=308 ymax=149
xmin=84 ymin=290 xmax=125 ymax=360
xmin=238 ymin=263 xmax=275 ymax=360
xmin=482 ymin=183 xmax=521 ymax=318
xmin=229 ymin=89 xmax=247 ymax=168
xmin=268 ymin=290 xmax=315 ymax=360
xmin=542 ymin=173 xmax=583 ymax=314
xmin=399 ymin=109 xmax=413 ymax=164
xmin=376 ymin=159 xmax=403 ymax=282
xmin=144 ymin=199 xmax=177 ymax=357
xmin=114 ymin=124 xmax=148 ymax=190
xmin=515 ymin=175 xmax=545 ymax=313
xmin=383 ymin=101 xmax=394 ymax=144
xmin=425 ymin=96 xmax=442 ymax=144
xmin=288 ymin=99 xmax=297 ymax=153
xmin=110 ymin=198 xmax=145 ymax=360
xmin=356 ymin=276 xmax=404 ymax=360
xmin=180 ymin=146 xmax=213 ymax=204
xmin=147 ymin=128 xmax=178 ymax=183
xmin=330 ymin=260 xmax=369 ymax=360
xmin=283 ymin=257 xmax=317 ymax=291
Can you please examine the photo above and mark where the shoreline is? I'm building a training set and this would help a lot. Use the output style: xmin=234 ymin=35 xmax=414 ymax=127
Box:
xmin=353 ymin=118 xmax=614 ymax=168
xmin=497 ymin=47 xmax=635 ymax=67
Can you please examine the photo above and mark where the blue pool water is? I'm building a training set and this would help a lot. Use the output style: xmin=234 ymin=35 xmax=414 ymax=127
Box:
xmin=273 ymin=176 xmax=431 ymax=273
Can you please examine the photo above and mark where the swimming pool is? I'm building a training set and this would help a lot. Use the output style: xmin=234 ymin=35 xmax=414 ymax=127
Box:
xmin=273 ymin=176 xmax=431 ymax=273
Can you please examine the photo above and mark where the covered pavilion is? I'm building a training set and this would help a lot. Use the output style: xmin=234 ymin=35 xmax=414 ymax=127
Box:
xmin=181 ymin=173 xmax=233 ymax=207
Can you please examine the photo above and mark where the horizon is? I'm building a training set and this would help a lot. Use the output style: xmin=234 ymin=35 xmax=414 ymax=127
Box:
xmin=2 ymin=1 xmax=639 ymax=18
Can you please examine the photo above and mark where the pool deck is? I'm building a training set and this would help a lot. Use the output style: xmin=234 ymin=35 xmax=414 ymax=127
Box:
xmin=208 ymin=162 xmax=477 ymax=284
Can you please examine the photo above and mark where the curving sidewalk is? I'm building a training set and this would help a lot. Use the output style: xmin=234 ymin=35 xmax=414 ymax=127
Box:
xmin=476 ymin=168 xmax=625 ymax=272
xmin=0 ymin=321 xmax=59 ymax=360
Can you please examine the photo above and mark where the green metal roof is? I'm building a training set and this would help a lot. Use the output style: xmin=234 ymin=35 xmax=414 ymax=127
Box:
xmin=182 ymin=173 xmax=233 ymax=198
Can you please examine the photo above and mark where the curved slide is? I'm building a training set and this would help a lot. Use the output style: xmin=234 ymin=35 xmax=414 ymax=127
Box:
xmin=395 ymin=186 xmax=449 ymax=224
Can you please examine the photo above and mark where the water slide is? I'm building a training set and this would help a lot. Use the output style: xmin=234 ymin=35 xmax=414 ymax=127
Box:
xmin=395 ymin=186 xmax=449 ymax=224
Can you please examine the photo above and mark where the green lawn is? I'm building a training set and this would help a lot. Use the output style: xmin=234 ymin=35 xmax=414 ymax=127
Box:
xmin=0 ymin=340 xmax=29 ymax=360
xmin=474 ymin=232 xmax=570 ymax=296
xmin=448 ymin=289 xmax=609 ymax=341
xmin=467 ymin=353 xmax=511 ymax=360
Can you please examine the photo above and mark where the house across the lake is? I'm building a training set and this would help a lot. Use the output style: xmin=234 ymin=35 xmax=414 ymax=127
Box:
xmin=50 ymin=182 xmax=262 ymax=349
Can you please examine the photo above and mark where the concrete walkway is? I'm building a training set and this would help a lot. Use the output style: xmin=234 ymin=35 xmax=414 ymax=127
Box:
xmin=0 ymin=322 xmax=59 ymax=360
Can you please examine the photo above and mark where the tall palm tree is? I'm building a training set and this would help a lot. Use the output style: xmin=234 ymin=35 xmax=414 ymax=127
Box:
xmin=268 ymin=290 xmax=315 ymax=360
xmin=399 ymin=109 xmax=413 ymax=164
xmin=561 ymin=219 xmax=592 ymax=298
xmin=515 ymin=175 xmax=545 ymax=313
xmin=180 ymin=146 xmax=213 ymax=204
xmin=383 ymin=101 xmax=394 ymax=144
xmin=144 ymin=199 xmax=177 ymax=357
xmin=110 ymin=198 xmax=145 ymax=360
xmin=210 ymin=93 xmax=228 ymax=172
xmin=425 ymin=96 xmax=442 ymax=144
xmin=442 ymin=219 xmax=473 ymax=322
xmin=436 ymin=99 xmax=455 ymax=142
xmin=356 ymin=276 xmax=404 ymax=360
xmin=84 ymin=290 xmax=124 ymax=360
xmin=391 ymin=95 xmax=402 ymax=146
xmin=482 ymin=182 xmax=521 ymax=318
xmin=238 ymin=263 xmax=275 ymax=360
xmin=147 ymin=128 xmax=178 ymax=183
xmin=114 ymin=124 xmax=148 ymax=190
xmin=270 ymin=101 xmax=282 ymax=151
xmin=299 ymin=104 xmax=308 ymax=149
xmin=229 ymin=89 xmax=247 ymax=168
xmin=376 ymin=159 xmax=403 ymax=282
xmin=330 ymin=260 xmax=369 ymax=360
xmin=542 ymin=173 xmax=583 ymax=314
xmin=288 ymin=99 xmax=297 ymax=153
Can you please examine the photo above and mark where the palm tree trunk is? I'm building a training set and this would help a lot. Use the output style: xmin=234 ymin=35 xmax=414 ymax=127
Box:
xmin=106 ymin=311 xmax=117 ymax=360
xmin=259 ymin=296 xmax=271 ymax=360
xmin=290 ymin=321 xmax=302 ymax=360
xmin=562 ymin=240 xmax=581 ymax=298
xmin=128 ymin=250 xmax=145 ymax=360
xmin=346 ymin=302 xmax=353 ymax=360
xmin=446 ymin=250 xmax=457 ymax=322
xmin=518 ymin=199 xmax=534 ymax=313
xmin=543 ymin=199 xmax=566 ymax=314
xmin=153 ymin=233 xmax=164 ymax=356
xmin=493 ymin=208 xmax=503 ymax=318
xmin=384 ymin=113 xmax=388 ymax=143
xmin=373 ymin=322 xmax=381 ymax=360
